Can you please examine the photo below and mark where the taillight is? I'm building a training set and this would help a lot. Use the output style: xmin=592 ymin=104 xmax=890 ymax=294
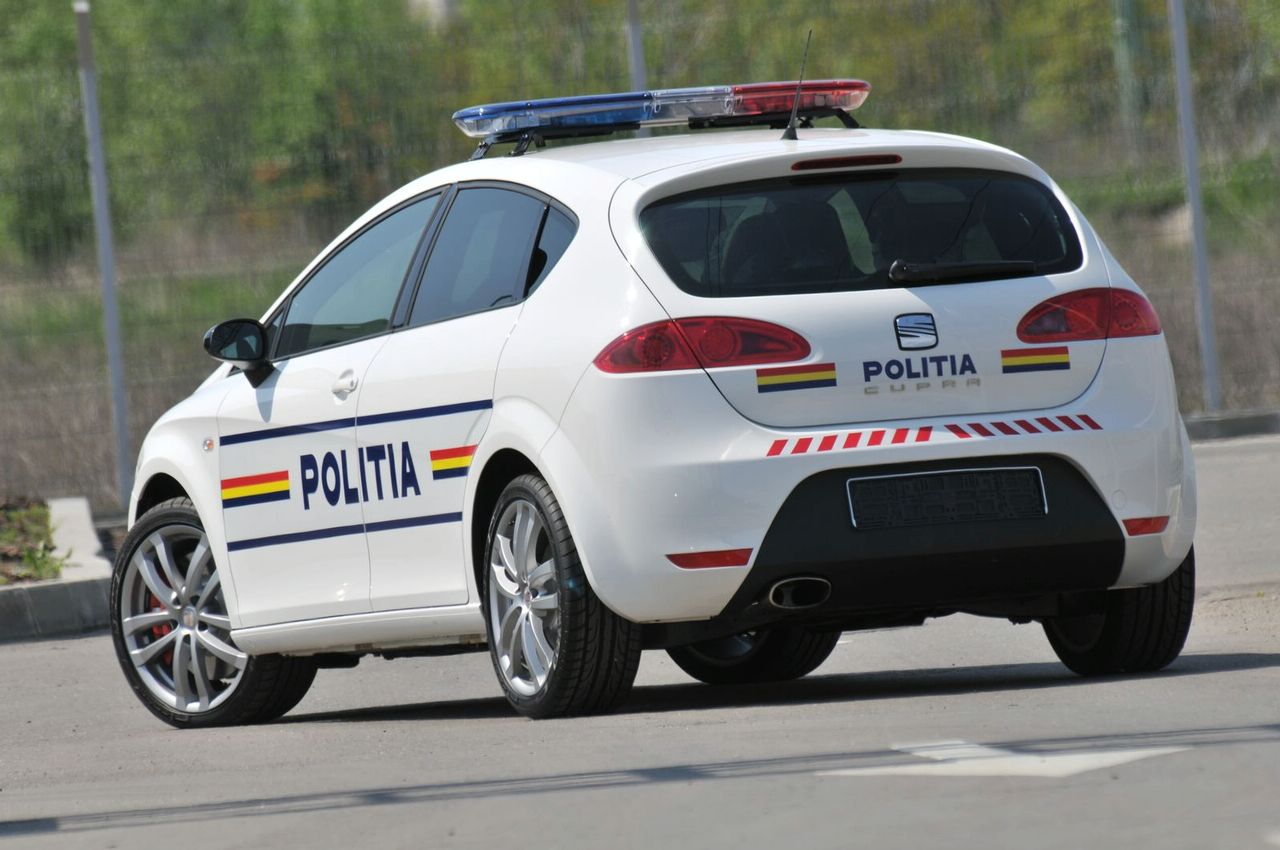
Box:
xmin=592 ymin=320 xmax=700 ymax=373
xmin=593 ymin=317 xmax=810 ymax=374
xmin=1108 ymin=289 xmax=1163 ymax=337
xmin=1017 ymin=287 xmax=1162 ymax=343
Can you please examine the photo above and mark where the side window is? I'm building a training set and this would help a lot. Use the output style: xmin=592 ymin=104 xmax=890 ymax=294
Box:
xmin=525 ymin=207 xmax=576 ymax=294
xmin=409 ymin=187 xmax=546 ymax=327
xmin=276 ymin=195 xmax=438 ymax=358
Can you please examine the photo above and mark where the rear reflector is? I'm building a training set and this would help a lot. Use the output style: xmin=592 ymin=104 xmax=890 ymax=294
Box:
xmin=1017 ymin=287 xmax=1162 ymax=343
xmin=667 ymin=548 xmax=753 ymax=569
xmin=594 ymin=317 xmax=810 ymax=373
xmin=791 ymin=154 xmax=902 ymax=171
xmin=1122 ymin=516 xmax=1170 ymax=536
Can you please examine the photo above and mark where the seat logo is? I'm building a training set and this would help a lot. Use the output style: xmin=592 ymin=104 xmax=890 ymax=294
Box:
xmin=895 ymin=313 xmax=938 ymax=351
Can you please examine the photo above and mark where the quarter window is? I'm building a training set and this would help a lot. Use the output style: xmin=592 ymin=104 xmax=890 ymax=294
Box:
xmin=526 ymin=207 xmax=576 ymax=294
xmin=276 ymin=195 xmax=439 ymax=358
xmin=409 ymin=188 xmax=547 ymax=326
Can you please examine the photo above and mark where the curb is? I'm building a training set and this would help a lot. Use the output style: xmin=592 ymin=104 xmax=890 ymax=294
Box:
xmin=1185 ymin=409 xmax=1280 ymax=442
xmin=0 ymin=497 xmax=112 ymax=644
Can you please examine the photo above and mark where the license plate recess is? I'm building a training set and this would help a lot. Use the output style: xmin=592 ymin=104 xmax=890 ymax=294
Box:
xmin=846 ymin=467 xmax=1047 ymax=530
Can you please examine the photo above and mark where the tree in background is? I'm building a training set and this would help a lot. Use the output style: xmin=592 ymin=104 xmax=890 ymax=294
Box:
xmin=0 ymin=0 xmax=1276 ymax=272
xmin=0 ymin=1 xmax=86 ymax=269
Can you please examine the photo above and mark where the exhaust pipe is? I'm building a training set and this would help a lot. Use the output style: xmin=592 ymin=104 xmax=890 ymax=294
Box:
xmin=767 ymin=576 xmax=831 ymax=610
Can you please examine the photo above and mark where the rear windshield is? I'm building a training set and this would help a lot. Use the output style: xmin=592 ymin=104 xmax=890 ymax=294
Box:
xmin=639 ymin=169 xmax=1082 ymax=296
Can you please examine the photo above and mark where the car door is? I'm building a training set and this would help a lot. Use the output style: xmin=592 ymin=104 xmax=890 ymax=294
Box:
xmin=217 ymin=195 xmax=440 ymax=627
xmin=358 ymin=184 xmax=571 ymax=611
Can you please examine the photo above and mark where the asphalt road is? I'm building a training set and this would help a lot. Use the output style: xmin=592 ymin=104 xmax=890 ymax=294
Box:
xmin=2 ymin=436 xmax=1278 ymax=849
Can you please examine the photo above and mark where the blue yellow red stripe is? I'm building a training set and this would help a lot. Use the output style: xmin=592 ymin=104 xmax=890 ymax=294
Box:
xmin=221 ymin=470 xmax=290 ymax=508
xmin=756 ymin=362 xmax=837 ymax=393
xmin=429 ymin=445 xmax=477 ymax=480
xmin=1001 ymin=346 xmax=1070 ymax=373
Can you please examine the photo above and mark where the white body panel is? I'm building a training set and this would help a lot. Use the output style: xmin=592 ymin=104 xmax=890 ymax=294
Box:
xmin=121 ymin=127 xmax=1195 ymax=655
xmin=357 ymin=306 xmax=517 ymax=610
xmin=215 ymin=336 xmax=386 ymax=627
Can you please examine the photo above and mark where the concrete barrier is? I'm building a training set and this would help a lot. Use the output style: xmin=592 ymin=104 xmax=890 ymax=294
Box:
xmin=0 ymin=497 xmax=112 ymax=643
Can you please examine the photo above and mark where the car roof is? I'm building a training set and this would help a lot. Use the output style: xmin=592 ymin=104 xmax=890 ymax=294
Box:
xmin=368 ymin=126 xmax=1043 ymax=231
xmin=428 ymin=126 xmax=1024 ymax=184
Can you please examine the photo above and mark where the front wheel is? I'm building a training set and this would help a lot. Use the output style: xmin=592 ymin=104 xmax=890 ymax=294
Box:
xmin=1043 ymin=547 xmax=1195 ymax=675
xmin=667 ymin=626 xmax=841 ymax=685
xmin=483 ymin=475 xmax=641 ymax=718
xmin=110 ymin=497 xmax=317 ymax=728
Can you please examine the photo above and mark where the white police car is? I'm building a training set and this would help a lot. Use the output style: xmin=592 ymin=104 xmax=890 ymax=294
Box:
xmin=110 ymin=81 xmax=1197 ymax=726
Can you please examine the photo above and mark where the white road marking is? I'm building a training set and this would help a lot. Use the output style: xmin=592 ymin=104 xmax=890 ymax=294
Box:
xmin=1265 ymin=829 xmax=1280 ymax=847
xmin=817 ymin=739 xmax=1188 ymax=779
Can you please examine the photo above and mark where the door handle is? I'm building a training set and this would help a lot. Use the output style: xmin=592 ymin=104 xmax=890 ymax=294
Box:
xmin=331 ymin=372 xmax=359 ymax=396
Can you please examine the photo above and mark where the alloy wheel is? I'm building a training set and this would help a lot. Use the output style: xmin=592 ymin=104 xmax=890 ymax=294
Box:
xmin=488 ymin=498 xmax=560 ymax=697
xmin=118 ymin=523 xmax=246 ymax=713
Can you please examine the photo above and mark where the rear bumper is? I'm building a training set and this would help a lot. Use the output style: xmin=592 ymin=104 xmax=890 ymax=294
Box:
xmin=543 ymin=335 xmax=1194 ymax=625
xmin=737 ymin=454 xmax=1124 ymax=615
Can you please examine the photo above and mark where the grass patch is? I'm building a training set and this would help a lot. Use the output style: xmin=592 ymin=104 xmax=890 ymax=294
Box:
xmin=0 ymin=498 xmax=66 ymax=584
xmin=0 ymin=266 xmax=293 ymax=356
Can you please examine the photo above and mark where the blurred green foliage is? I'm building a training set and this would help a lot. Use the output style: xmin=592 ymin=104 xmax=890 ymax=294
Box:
xmin=0 ymin=0 xmax=1276 ymax=269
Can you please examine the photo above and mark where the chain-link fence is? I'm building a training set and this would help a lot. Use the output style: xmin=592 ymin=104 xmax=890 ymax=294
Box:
xmin=1 ymin=0 xmax=1277 ymax=512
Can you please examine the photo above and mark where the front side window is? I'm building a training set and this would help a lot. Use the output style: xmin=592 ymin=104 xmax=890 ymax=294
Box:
xmin=276 ymin=195 xmax=439 ymax=358
xmin=409 ymin=187 xmax=547 ymax=326
xmin=640 ymin=169 xmax=1082 ymax=296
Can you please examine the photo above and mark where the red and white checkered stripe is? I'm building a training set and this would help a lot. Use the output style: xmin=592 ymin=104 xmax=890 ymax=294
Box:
xmin=765 ymin=414 xmax=1102 ymax=457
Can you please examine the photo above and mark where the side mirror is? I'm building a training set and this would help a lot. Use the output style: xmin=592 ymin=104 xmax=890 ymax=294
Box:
xmin=203 ymin=318 xmax=268 ymax=371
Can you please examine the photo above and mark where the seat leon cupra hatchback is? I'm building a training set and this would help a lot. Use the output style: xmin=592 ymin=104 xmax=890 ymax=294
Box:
xmin=110 ymin=80 xmax=1196 ymax=727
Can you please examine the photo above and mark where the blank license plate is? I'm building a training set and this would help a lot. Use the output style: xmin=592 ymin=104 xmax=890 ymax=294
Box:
xmin=846 ymin=467 xmax=1047 ymax=530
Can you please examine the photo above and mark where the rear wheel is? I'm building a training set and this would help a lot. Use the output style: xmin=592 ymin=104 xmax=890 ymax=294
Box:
xmin=1044 ymin=547 xmax=1195 ymax=675
xmin=667 ymin=626 xmax=841 ymax=685
xmin=483 ymin=475 xmax=641 ymax=718
xmin=110 ymin=497 xmax=317 ymax=727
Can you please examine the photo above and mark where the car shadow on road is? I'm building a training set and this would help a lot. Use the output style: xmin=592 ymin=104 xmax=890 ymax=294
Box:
xmin=624 ymin=649 xmax=1280 ymax=715
xmin=284 ymin=650 xmax=1280 ymax=725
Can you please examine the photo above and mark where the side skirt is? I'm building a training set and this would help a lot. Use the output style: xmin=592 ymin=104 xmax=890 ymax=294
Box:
xmin=231 ymin=603 xmax=486 ymax=656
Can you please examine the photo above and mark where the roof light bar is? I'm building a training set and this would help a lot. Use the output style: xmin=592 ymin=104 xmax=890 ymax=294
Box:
xmin=452 ymin=80 xmax=870 ymax=141
xmin=732 ymin=80 xmax=870 ymax=115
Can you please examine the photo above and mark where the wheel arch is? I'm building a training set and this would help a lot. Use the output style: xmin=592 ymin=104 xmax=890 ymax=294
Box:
xmin=469 ymin=448 xmax=542 ymax=602
xmin=130 ymin=430 xmax=236 ymax=618
xmin=133 ymin=473 xmax=189 ymax=524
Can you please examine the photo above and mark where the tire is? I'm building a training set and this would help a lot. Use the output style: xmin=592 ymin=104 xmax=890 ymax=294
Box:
xmin=667 ymin=626 xmax=841 ymax=685
xmin=1043 ymin=546 xmax=1195 ymax=675
xmin=110 ymin=497 xmax=318 ymax=728
xmin=483 ymin=474 xmax=641 ymax=718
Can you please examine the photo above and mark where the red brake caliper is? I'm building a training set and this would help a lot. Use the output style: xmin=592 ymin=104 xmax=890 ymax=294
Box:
xmin=147 ymin=592 xmax=175 ymax=667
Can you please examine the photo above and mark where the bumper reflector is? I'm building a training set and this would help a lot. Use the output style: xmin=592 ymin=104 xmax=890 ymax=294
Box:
xmin=1122 ymin=516 xmax=1170 ymax=536
xmin=667 ymin=548 xmax=753 ymax=569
